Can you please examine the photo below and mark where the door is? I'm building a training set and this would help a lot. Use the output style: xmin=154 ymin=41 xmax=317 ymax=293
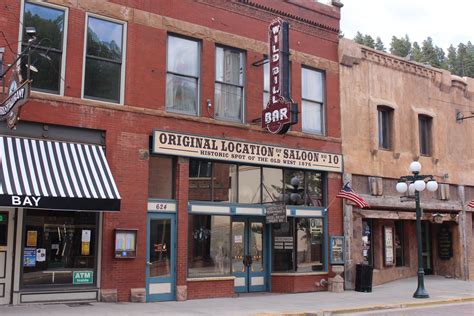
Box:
xmin=0 ymin=210 xmax=14 ymax=305
xmin=232 ymin=217 xmax=266 ymax=293
xmin=146 ymin=213 xmax=176 ymax=301
xmin=421 ymin=221 xmax=433 ymax=275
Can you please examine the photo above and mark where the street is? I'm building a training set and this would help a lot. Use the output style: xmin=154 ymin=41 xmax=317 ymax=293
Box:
xmin=346 ymin=302 xmax=474 ymax=315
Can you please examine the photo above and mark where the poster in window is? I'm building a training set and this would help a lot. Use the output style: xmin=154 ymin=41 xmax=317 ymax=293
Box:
xmin=384 ymin=226 xmax=394 ymax=266
xmin=23 ymin=247 xmax=36 ymax=267
xmin=26 ymin=230 xmax=37 ymax=247
xmin=330 ymin=236 xmax=344 ymax=265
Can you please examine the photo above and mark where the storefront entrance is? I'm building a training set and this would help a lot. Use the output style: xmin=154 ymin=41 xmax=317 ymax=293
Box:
xmin=146 ymin=213 xmax=176 ymax=302
xmin=422 ymin=221 xmax=433 ymax=275
xmin=231 ymin=217 xmax=266 ymax=293
xmin=0 ymin=210 xmax=13 ymax=305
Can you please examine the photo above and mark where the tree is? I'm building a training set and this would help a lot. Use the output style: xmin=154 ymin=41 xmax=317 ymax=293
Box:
xmin=420 ymin=37 xmax=443 ymax=67
xmin=411 ymin=42 xmax=422 ymax=61
xmin=354 ymin=31 xmax=364 ymax=45
xmin=375 ymin=37 xmax=385 ymax=52
xmin=446 ymin=45 xmax=458 ymax=73
xmin=362 ymin=34 xmax=375 ymax=48
xmin=390 ymin=35 xmax=411 ymax=57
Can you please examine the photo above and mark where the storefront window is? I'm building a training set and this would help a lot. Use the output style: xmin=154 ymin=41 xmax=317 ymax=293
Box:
xmin=262 ymin=167 xmax=283 ymax=205
xmin=239 ymin=166 xmax=261 ymax=204
xmin=21 ymin=209 xmax=98 ymax=288
xmin=362 ymin=219 xmax=373 ymax=266
xmin=296 ymin=218 xmax=324 ymax=272
xmin=284 ymin=170 xmax=305 ymax=205
xmin=213 ymin=163 xmax=237 ymax=203
xmin=272 ymin=217 xmax=325 ymax=273
xmin=188 ymin=215 xmax=231 ymax=277
xmin=189 ymin=160 xmax=212 ymax=201
xmin=305 ymin=171 xmax=323 ymax=206
xmin=148 ymin=155 xmax=174 ymax=199
xmin=395 ymin=221 xmax=405 ymax=266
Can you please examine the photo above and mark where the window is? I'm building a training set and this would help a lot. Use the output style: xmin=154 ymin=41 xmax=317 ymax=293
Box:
xmin=263 ymin=61 xmax=269 ymax=108
xmin=21 ymin=209 xmax=98 ymax=287
xmin=188 ymin=159 xmax=325 ymax=206
xmin=302 ymin=67 xmax=325 ymax=134
xmin=362 ymin=219 xmax=373 ymax=266
xmin=378 ymin=106 xmax=393 ymax=149
xmin=188 ymin=215 xmax=231 ymax=277
xmin=395 ymin=221 xmax=405 ymax=266
xmin=84 ymin=15 xmax=125 ymax=103
xmin=215 ymin=46 xmax=245 ymax=122
xmin=166 ymin=36 xmax=200 ymax=114
xmin=419 ymin=115 xmax=432 ymax=156
xmin=148 ymin=156 xmax=174 ymax=199
xmin=272 ymin=217 xmax=325 ymax=272
xmin=21 ymin=2 xmax=66 ymax=94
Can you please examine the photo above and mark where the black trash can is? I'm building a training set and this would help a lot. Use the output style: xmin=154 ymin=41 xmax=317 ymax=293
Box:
xmin=355 ymin=264 xmax=373 ymax=292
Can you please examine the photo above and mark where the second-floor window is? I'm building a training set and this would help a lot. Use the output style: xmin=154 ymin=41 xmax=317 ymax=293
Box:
xmin=418 ymin=115 xmax=432 ymax=156
xmin=22 ymin=1 xmax=66 ymax=94
xmin=84 ymin=15 xmax=125 ymax=103
xmin=166 ymin=36 xmax=200 ymax=115
xmin=378 ymin=106 xmax=393 ymax=149
xmin=215 ymin=46 xmax=245 ymax=122
xmin=302 ymin=67 xmax=325 ymax=135
xmin=263 ymin=61 xmax=269 ymax=108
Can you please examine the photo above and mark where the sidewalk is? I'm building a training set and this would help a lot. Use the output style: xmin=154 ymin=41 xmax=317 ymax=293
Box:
xmin=1 ymin=276 xmax=473 ymax=315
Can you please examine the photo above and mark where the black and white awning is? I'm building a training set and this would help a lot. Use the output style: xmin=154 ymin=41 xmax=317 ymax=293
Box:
xmin=0 ymin=136 xmax=120 ymax=211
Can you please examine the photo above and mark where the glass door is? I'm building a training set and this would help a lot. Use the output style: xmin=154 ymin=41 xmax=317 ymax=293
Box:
xmin=0 ymin=210 xmax=13 ymax=305
xmin=232 ymin=217 xmax=266 ymax=293
xmin=146 ymin=213 xmax=176 ymax=301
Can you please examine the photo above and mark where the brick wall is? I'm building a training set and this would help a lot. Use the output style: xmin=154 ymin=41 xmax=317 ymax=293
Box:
xmin=1 ymin=0 xmax=341 ymax=301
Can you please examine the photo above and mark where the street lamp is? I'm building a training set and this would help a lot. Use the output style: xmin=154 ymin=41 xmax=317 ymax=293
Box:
xmin=395 ymin=161 xmax=438 ymax=298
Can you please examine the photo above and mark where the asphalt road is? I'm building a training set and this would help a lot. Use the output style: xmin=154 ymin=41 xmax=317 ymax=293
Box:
xmin=344 ymin=302 xmax=474 ymax=315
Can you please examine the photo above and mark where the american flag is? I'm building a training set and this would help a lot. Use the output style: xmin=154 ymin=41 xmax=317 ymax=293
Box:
xmin=336 ymin=183 xmax=369 ymax=208
xmin=468 ymin=200 xmax=474 ymax=208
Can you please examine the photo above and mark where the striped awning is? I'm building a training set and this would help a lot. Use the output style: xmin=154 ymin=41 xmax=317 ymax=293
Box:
xmin=0 ymin=136 xmax=120 ymax=211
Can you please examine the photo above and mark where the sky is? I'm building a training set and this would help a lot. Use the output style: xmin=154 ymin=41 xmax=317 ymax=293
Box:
xmin=339 ymin=0 xmax=472 ymax=52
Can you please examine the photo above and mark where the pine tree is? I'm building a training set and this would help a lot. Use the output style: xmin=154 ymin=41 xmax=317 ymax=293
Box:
xmin=420 ymin=37 xmax=444 ymax=68
xmin=411 ymin=42 xmax=422 ymax=61
xmin=375 ymin=37 xmax=385 ymax=52
xmin=390 ymin=35 xmax=411 ymax=57
xmin=354 ymin=32 xmax=364 ymax=45
xmin=446 ymin=45 xmax=457 ymax=73
xmin=363 ymin=34 xmax=375 ymax=49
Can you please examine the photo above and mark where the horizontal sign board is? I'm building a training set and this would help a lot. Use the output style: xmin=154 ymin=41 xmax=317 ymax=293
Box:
xmin=152 ymin=131 xmax=342 ymax=172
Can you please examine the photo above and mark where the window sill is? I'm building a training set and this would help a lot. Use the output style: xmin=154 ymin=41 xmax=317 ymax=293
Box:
xmin=187 ymin=276 xmax=235 ymax=282
xmin=271 ymin=271 xmax=327 ymax=276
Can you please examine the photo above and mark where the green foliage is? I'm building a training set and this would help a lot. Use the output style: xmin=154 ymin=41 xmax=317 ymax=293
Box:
xmin=350 ymin=31 xmax=474 ymax=78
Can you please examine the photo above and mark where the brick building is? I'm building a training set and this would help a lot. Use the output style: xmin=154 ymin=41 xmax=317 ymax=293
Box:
xmin=0 ymin=0 xmax=344 ymax=304
xmin=339 ymin=39 xmax=474 ymax=288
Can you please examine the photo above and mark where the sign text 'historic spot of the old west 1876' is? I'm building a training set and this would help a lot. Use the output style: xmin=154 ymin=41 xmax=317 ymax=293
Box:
xmin=262 ymin=18 xmax=297 ymax=134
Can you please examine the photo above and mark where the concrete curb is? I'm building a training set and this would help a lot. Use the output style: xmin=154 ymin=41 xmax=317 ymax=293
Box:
xmin=255 ymin=296 xmax=474 ymax=316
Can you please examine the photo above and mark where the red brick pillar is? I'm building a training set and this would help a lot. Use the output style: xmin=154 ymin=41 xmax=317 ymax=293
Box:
xmin=176 ymin=157 xmax=189 ymax=300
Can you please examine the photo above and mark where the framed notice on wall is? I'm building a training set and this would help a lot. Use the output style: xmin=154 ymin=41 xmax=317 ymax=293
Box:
xmin=330 ymin=236 xmax=345 ymax=265
xmin=114 ymin=229 xmax=137 ymax=258
xmin=384 ymin=226 xmax=394 ymax=266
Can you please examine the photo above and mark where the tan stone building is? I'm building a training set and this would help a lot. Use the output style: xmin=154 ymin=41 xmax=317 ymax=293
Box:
xmin=339 ymin=38 xmax=474 ymax=289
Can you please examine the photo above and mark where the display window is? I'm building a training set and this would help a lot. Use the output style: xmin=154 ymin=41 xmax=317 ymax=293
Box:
xmin=21 ymin=209 xmax=99 ymax=288
xmin=188 ymin=215 xmax=231 ymax=277
xmin=272 ymin=217 xmax=325 ymax=273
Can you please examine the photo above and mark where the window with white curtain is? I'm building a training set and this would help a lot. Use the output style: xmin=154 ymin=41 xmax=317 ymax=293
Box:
xmin=166 ymin=35 xmax=200 ymax=115
xmin=302 ymin=67 xmax=325 ymax=134
xmin=215 ymin=46 xmax=245 ymax=122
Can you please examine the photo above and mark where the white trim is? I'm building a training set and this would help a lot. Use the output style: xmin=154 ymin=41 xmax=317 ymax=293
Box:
xmin=19 ymin=0 xmax=69 ymax=96
xmin=294 ymin=209 xmax=323 ymax=217
xmin=234 ymin=277 xmax=246 ymax=287
xmin=251 ymin=276 xmax=264 ymax=286
xmin=0 ymin=208 xmax=15 ymax=305
xmin=20 ymin=291 xmax=97 ymax=303
xmin=235 ymin=207 xmax=264 ymax=215
xmin=147 ymin=202 xmax=176 ymax=212
xmin=190 ymin=204 xmax=230 ymax=214
xmin=149 ymin=283 xmax=171 ymax=294
xmin=187 ymin=276 xmax=235 ymax=282
xmin=81 ymin=13 xmax=127 ymax=105
xmin=271 ymin=271 xmax=327 ymax=276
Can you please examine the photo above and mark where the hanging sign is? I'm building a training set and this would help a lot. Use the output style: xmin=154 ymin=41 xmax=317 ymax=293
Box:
xmin=266 ymin=205 xmax=287 ymax=223
xmin=0 ymin=69 xmax=31 ymax=129
xmin=262 ymin=18 xmax=296 ymax=134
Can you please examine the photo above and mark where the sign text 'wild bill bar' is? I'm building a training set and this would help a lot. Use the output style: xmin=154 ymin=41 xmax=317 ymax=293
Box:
xmin=152 ymin=131 xmax=342 ymax=172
